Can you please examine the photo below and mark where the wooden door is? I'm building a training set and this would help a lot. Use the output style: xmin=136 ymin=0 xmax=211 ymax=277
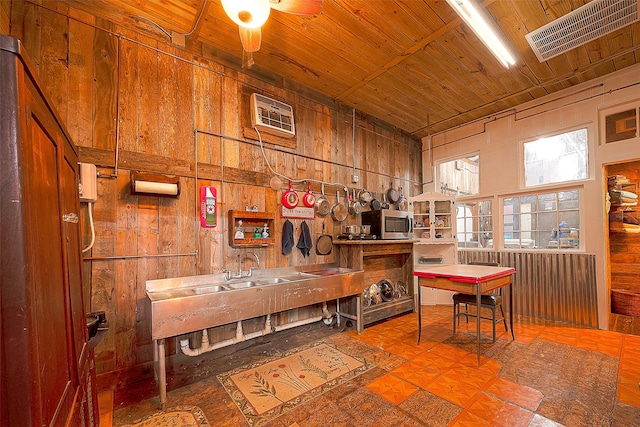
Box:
xmin=24 ymin=86 xmax=78 ymax=427
xmin=0 ymin=36 xmax=94 ymax=427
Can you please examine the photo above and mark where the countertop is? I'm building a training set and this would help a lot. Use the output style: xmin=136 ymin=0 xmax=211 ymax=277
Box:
xmin=333 ymin=239 xmax=418 ymax=245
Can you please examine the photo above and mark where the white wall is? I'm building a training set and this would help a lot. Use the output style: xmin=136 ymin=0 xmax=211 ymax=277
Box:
xmin=423 ymin=63 xmax=640 ymax=329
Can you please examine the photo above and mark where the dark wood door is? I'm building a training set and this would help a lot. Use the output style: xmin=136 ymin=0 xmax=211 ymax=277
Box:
xmin=0 ymin=35 xmax=95 ymax=427
xmin=27 ymin=108 xmax=77 ymax=426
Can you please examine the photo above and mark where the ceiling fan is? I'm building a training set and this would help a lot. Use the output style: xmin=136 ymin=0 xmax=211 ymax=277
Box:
xmin=221 ymin=0 xmax=323 ymax=68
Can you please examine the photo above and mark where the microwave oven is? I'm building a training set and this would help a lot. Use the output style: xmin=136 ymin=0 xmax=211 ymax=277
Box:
xmin=361 ymin=209 xmax=413 ymax=240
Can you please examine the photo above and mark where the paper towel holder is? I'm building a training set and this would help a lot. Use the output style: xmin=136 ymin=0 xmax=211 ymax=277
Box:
xmin=130 ymin=171 xmax=180 ymax=197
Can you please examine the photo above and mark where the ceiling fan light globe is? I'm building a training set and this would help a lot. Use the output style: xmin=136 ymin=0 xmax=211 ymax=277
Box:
xmin=221 ymin=0 xmax=271 ymax=29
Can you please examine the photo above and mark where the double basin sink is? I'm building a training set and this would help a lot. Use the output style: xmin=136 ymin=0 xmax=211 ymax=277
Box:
xmin=146 ymin=264 xmax=363 ymax=340
xmin=147 ymin=271 xmax=328 ymax=300
xmin=191 ymin=272 xmax=315 ymax=294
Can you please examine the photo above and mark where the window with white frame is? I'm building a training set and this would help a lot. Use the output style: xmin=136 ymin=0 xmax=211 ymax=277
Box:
xmin=502 ymin=190 xmax=580 ymax=250
xmin=523 ymin=128 xmax=588 ymax=187
xmin=456 ymin=200 xmax=492 ymax=248
xmin=438 ymin=154 xmax=479 ymax=196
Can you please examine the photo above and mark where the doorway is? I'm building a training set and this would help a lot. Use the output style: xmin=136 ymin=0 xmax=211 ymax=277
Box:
xmin=606 ymin=160 xmax=640 ymax=335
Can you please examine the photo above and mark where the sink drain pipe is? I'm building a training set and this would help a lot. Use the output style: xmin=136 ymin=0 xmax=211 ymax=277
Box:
xmin=274 ymin=316 xmax=323 ymax=332
xmin=180 ymin=320 xmax=266 ymax=357
xmin=321 ymin=302 xmax=334 ymax=325
xmin=179 ymin=313 xmax=324 ymax=357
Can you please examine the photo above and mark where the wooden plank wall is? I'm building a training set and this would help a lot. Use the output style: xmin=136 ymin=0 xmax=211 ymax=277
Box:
xmin=6 ymin=2 xmax=422 ymax=389
xmin=0 ymin=1 xmax=9 ymax=34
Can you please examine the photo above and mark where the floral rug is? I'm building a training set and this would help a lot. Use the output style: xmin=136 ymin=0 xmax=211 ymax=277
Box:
xmin=122 ymin=405 xmax=210 ymax=427
xmin=218 ymin=341 xmax=373 ymax=426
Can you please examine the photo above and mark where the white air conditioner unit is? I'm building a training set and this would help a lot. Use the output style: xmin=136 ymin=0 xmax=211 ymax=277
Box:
xmin=250 ymin=93 xmax=295 ymax=138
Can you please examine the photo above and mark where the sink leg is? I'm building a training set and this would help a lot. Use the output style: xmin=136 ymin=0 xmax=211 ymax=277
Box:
xmin=158 ymin=338 xmax=167 ymax=410
xmin=264 ymin=314 xmax=272 ymax=334
xmin=152 ymin=339 xmax=158 ymax=382
xmin=235 ymin=321 xmax=244 ymax=342
xmin=356 ymin=295 xmax=363 ymax=334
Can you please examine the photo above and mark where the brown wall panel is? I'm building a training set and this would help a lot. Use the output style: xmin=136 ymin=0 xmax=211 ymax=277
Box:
xmin=10 ymin=2 xmax=422 ymax=390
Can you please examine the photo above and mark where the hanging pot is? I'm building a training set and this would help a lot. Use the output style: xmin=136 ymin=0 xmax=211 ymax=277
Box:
xmin=358 ymin=188 xmax=372 ymax=205
xmin=282 ymin=180 xmax=299 ymax=209
xmin=315 ymin=183 xmax=331 ymax=217
xmin=331 ymin=189 xmax=348 ymax=222
xmin=349 ymin=189 xmax=362 ymax=215
xmin=381 ymin=193 xmax=390 ymax=209
xmin=303 ymin=181 xmax=316 ymax=207
xmin=396 ymin=187 xmax=408 ymax=211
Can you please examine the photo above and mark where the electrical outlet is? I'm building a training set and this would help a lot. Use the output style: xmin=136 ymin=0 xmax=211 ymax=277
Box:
xmin=351 ymin=174 xmax=359 ymax=183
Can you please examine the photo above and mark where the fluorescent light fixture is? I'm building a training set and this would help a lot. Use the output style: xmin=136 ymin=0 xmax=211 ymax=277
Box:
xmin=221 ymin=0 xmax=271 ymax=29
xmin=131 ymin=171 xmax=180 ymax=197
xmin=446 ymin=0 xmax=516 ymax=68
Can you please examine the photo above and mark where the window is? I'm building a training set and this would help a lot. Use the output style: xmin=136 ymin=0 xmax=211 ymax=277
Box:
xmin=439 ymin=154 xmax=479 ymax=196
xmin=457 ymin=200 xmax=492 ymax=248
xmin=502 ymin=190 xmax=580 ymax=250
xmin=523 ymin=128 xmax=588 ymax=187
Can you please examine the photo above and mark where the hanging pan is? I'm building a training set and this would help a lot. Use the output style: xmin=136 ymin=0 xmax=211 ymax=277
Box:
xmin=370 ymin=192 xmax=382 ymax=211
xmin=282 ymin=180 xmax=299 ymax=209
xmin=349 ymin=188 xmax=362 ymax=215
xmin=303 ymin=181 xmax=316 ymax=207
xmin=387 ymin=186 xmax=399 ymax=204
xmin=331 ymin=189 xmax=348 ymax=222
xmin=316 ymin=222 xmax=333 ymax=256
xmin=315 ymin=183 xmax=331 ymax=217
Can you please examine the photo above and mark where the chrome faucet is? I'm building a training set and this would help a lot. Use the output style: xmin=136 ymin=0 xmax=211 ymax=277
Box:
xmin=239 ymin=252 xmax=260 ymax=278
xmin=223 ymin=252 xmax=260 ymax=281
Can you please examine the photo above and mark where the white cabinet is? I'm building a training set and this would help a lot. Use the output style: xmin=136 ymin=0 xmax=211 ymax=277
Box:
xmin=409 ymin=192 xmax=458 ymax=305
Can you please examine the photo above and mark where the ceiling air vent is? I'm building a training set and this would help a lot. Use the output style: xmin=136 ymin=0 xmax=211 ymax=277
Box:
xmin=525 ymin=0 xmax=640 ymax=62
xmin=250 ymin=93 xmax=295 ymax=138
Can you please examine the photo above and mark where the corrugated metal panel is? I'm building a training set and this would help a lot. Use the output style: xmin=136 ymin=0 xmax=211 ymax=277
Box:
xmin=459 ymin=250 xmax=598 ymax=327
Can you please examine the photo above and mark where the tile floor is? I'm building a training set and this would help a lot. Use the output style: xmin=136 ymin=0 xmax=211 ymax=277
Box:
xmin=103 ymin=305 xmax=640 ymax=426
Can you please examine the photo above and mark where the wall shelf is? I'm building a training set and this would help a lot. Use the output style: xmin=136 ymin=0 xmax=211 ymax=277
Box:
xmin=228 ymin=210 xmax=275 ymax=247
xmin=609 ymin=180 xmax=639 ymax=234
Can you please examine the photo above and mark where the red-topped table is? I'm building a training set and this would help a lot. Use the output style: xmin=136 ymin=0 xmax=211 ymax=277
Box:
xmin=414 ymin=264 xmax=516 ymax=365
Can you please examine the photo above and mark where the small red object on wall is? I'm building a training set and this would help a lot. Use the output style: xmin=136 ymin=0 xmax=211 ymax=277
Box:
xmin=200 ymin=186 xmax=217 ymax=227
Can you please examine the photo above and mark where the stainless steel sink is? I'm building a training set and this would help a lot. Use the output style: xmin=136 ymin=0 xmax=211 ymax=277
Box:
xmin=227 ymin=281 xmax=257 ymax=289
xmin=146 ymin=263 xmax=364 ymax=340
xmin=275 ymin=272 xmax=318 ymax=281
xmin=255 ymin=277 xmax=290 ymax=285
xmin=193 ymin=285 xmax=228 ymax=294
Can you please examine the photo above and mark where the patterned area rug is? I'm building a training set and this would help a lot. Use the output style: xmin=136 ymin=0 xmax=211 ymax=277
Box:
xmin=122 ymin=405 xmax=210 ymax=427
xmin=218 ymin=341 xmax=374 ymax=426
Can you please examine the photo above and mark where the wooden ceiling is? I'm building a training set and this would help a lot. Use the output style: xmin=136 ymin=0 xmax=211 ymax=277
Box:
xmin=63 ymin=0 xmax=640 ymax=138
